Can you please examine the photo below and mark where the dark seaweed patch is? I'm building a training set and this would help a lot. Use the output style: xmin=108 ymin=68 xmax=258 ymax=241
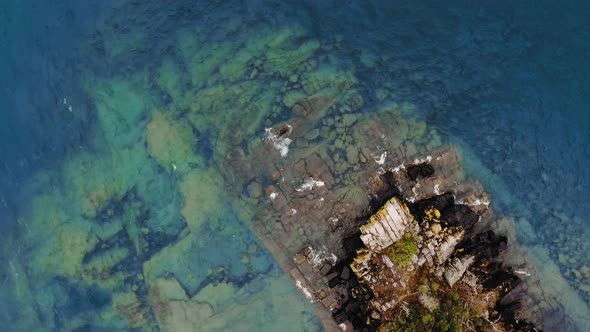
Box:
xmin=406 ymin=162 xmax=435 ymax=181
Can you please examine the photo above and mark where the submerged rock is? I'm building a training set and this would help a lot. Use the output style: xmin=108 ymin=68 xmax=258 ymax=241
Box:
xmin=246 ymin=181 xmax=263 ymax=199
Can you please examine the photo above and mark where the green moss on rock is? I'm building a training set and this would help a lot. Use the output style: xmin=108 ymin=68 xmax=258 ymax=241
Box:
xmin=387 ymin=233 xmax=418 ymax=267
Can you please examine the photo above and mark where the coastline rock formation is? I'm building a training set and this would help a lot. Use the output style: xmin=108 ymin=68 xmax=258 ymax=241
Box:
xmin=285 ymin=150 xmax=537 ymax=331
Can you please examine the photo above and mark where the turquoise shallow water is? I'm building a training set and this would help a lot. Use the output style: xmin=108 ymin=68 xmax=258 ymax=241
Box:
xmin=1 ymin=0 xmax=590 ymax=330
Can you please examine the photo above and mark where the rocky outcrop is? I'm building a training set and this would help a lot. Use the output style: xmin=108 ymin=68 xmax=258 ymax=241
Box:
xmin=284 ymin=150 xmax=538 ymax=331
xmin=359 ymin=198 xmax=415 ymax=252
xmin=445 ymin=256 xmax=476 ymax=287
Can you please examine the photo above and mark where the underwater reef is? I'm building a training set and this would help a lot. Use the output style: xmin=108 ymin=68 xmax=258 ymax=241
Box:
xmin=1 ymin=1 xmax=589 ymax=331
xmin=2 ymin=11 xmax=331 ymax=332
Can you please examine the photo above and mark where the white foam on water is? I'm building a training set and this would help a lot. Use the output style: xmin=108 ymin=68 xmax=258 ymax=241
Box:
xmin=295 ymin=177 xmax=325 ymax=192
xmin=413 ymin=155 xmax=432 ymax=164
xmin=433 ymin=183 xmax=441 ymax=195
xmin=375 ymin=152 xmax=387 ymax=165
xmin=392 ymin=163 xmax=406 ymax=173
xmin=264 ymin=126 xmax=292 ymax=157
xmin=308 ymin=246 xmax=337 ymax=267
xmin=295 ymin=280 xmax=314 ymax=301
xmin=456 ymin=198 xmax=491 ymax=207
xmin=514 ymin=269 xmax=531 ymax=277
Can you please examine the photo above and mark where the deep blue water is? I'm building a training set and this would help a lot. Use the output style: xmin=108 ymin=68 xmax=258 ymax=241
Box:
xmin=1 ymin=0 xmax=590 ymax=330
xmin=0 ymin=0 xmax=104 ymax=221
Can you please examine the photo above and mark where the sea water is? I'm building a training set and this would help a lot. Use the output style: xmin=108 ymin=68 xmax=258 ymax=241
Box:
xmin=1 ymin=0 xmax=589 ymax=331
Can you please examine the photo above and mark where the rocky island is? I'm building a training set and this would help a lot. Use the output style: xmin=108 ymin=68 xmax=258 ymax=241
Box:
xmin=246 ymin=103 xmax=546 ymax=330
xmin=288 ymin=151 xmax=537 ymax=331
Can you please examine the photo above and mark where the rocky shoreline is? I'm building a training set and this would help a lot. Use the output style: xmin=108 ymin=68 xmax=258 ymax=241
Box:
xmin=287 ymin=152 xmax=538 ymax=331
xmin=205 ymin=69 xmax=590 ymax=329
xmin=225 ymin=85 xmax=580 ymax=330
xmin=245 ymin=119 xmax=552 ymax=330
